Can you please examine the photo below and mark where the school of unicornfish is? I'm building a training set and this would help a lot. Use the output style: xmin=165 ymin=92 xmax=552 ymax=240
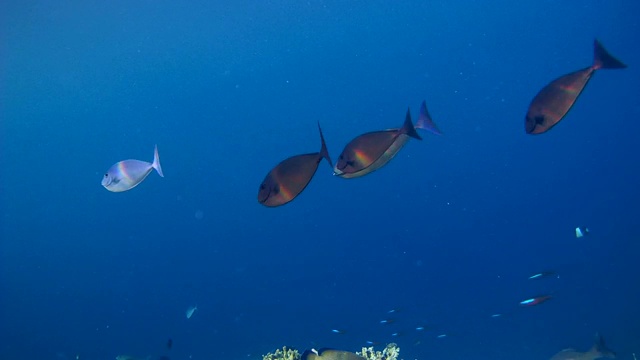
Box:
xmin=103 ymin=39 xmax=627 ymax=359
xmin=102 ymin=39 xmax=626 ymax=205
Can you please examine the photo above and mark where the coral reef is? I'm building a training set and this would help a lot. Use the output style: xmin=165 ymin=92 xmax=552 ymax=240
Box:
xmin=356 ymin=343 xmax=400 ymax=360
xmin=263 ymin=346 xmax=301 ymax=360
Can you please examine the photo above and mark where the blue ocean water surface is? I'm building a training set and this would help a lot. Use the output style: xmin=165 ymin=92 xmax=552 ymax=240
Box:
xmin=1 ymin=1 xmax=639 ymax=360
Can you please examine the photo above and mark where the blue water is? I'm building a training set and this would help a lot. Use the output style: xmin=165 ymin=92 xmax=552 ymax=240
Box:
xmin=2 ymin=1 xmax=639 ymax=360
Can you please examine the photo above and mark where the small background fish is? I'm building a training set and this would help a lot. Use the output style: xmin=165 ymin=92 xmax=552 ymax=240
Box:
xmin=102 ymin=145 xmax=164 ymax=192
xmin=186 ymin=305 xmax=197 ymax=319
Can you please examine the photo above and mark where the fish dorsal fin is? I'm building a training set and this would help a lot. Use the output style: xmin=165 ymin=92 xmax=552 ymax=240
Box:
xmin=317 ymin=122 xmax=333 ymax=168
xmin=400 ymin=108 xmax=421 ymax=140
xmin=592 ymin=332 xmax=616 ymax=358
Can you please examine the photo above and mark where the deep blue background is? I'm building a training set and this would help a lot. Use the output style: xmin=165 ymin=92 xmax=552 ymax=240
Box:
xmin=1 ymin=1 xmax=639 ymax=360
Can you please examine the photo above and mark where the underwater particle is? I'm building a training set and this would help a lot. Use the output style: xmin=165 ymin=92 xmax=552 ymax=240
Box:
xmin=436 ymin=334 xmax=447 ymax=339
xmin=194 ymin=210 xmax=204 ymax=220
xmin=575 ymin=226 xmax=590 ymax=238
xmin=524 ymin=39 xmax=626 ymax=134
xmin=263 ymin=346 xmax=301 ymax=360
xmin=102 ymin=145 xmax=164 ymax=192
xmin=331 ymin=329 xmax=346 ymax=334
xmin=186 ymin=305 xmax=197 ymax=319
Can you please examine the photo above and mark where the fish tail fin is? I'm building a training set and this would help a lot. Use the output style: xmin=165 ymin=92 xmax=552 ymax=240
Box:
xmin=416 ymin=101 xmax=442 ymax=135
xmin=153 ymin=144 xmax=164 ymax=177
xmin=401 ymin=108 xmax=422 ymax=140
xmin=317 ymin=122 xmax=333 ymax=168
xmin=590 ymin=333 xmax=616 ymax=358
xmin=593 ymin=39 xmax=627 ymax=70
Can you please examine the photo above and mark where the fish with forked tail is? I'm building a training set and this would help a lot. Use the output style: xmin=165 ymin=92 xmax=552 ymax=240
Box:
xmin=525 ymin=39 xmax=626 ymax=134
xmin=258 ymin=123 xmax=332 ymax=207
xmin=102 ymin=145 xmax=164 ymax=192
xmin=334 ymin=101 xmax=441 ymax=179
xmin=550 ymin=333 xmax=616 ymax=360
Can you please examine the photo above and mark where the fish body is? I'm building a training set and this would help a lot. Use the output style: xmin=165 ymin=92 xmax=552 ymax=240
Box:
xmin=520 ymin=294 xmax=552 ymax=306
xmin=550 ymin=333 xmax=615 ymax=360
xmin=529 ymin=271 xmax=558 ymax=280
xmin=258 ymin=123 xmax=332 ymax=207
xmin=301 ymin=349 xmax=365 ymax=360
xmin=334 ymin=129 xmax=406 ymax=179
xmin=186 ymin=305 xmax=197 ymax=319
xmin=334 ymin=101 xmax=440 ymax=179
xmin=102 ymin=145 xmax=164 ymax=192
xmin=525 ymin=39 xmax=626 ymax=134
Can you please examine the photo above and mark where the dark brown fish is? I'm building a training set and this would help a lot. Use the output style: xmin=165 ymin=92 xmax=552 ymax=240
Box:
xmin=334 ymin=101 xmax=441 ymax=178
xmin=525 ymin=39 xmax=627 ymax=134
xmin=258 ymin=123 xmax=332 ymax=207
xmin=301 ymin=349 xmax=365 ymax=360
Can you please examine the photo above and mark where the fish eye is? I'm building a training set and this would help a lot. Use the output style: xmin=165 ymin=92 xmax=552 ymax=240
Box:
xmin=104 ymin=173 xmax=108 ymax=177
xmin=259 ymin=184 xmax=265 ymax=190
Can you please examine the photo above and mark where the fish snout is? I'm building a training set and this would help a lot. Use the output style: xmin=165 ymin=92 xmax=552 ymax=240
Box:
xmin=101 ymin=173 xmax=112 ymax=187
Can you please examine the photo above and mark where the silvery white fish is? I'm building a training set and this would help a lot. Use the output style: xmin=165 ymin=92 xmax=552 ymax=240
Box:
xmin=186 ymin=305 xmax=197 ymax=319
xmin=102 ymin=145 xmax=164 ymax=192
xmin=575 ymin=226 xmax=590 ymax=238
